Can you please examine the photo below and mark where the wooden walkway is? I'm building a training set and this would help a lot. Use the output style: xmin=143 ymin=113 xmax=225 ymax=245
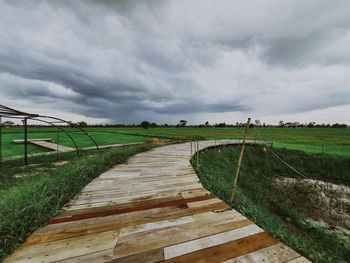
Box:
xmin=30 ymin=141 xmax=75 ymax=152
xmin=5 ymin=140 xmax=311 ymax=263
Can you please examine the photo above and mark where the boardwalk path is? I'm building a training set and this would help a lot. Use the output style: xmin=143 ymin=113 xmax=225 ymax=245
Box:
xmin=6 ymin=140 xmax=311 ymax=263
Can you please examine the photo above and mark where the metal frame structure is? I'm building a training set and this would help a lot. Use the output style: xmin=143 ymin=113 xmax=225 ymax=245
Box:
xmin=0 ymin=105 xmax=99 ymax=165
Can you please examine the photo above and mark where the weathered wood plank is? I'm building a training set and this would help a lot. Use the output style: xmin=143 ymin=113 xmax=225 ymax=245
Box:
xmin=5 ymin=230 xmax=120 ymax=263
xmin=222 ymin=243 xmax=301 ymax=263
xmin=114 ymin=219 xmax=253 ymax=259
xmin=284 ymin=257 xmax=313 ymax=263
xmin=49 ymin=195 xmax=216 ymax=224
xmin=163 ymin=224 xmax=263 ymax=259
xmin=162 ymin=232 xmax=279 ymax=263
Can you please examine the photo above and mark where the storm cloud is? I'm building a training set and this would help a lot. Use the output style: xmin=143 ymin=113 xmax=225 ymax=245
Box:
xmin=1 ymin=0 xmax=350 ymax=124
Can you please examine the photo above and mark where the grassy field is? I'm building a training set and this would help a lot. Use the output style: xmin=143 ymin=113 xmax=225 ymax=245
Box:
xmin=194 ymin=144 xmax=350 ymax=263
xmin=0 ymin=127 xmax=151 ymax=158
xmin=0 ymin=144 xmax=156 ymax=261
xmin=1 ymin=126 xmax=350 ymax=158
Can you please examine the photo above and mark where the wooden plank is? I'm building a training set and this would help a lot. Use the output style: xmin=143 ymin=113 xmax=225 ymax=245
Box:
xmin=119 ymin=215 xmax=195 ymax=237
xmin=56 ymin=194 xmax=183 ymax=219
xmin=187 ymin=198 xmax=222 ymax=208
xmin=64 ymin=188 xmax=205 ymax=211
xmin=222 ymin=243 xmax=301 ymax=263
xmin=284 ymin=257 xmax=313 ymax=263
xmin=27 ymin=203 xmax=229 ymax=245
xmin=108 ymin=248 xmax=164 ymax=263
xmin=49 ymin=195 xmax=216 ymax=224
xmin=5 ymin=230 xmax=120 ymax=263
xmin=54 ymin=249 xmax=114 ymax=263
xmin=163 ymin=224 xmax=263 ymax=259
xmin=114 ymin=219 xmax=253 ymax=259
xmin=12 ymin=138 xmax=53 ymax=144
xmin=30 ymin=141 xmax=74 ymax=152
xmin=162 ymin=232 xmax=279 ymax=263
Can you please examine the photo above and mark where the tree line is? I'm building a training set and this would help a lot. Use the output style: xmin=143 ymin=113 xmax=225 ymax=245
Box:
xmin=0 ymin=119 xmax=347 ymax=129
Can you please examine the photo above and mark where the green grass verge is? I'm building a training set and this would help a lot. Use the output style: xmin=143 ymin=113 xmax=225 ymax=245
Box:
xmin=1 ymin=128 xmax=151 ymax=158
xmin=194 ymin=144 xmax=350 ymax=263
xmin=0 ymin=144 xmax=155 ymax=261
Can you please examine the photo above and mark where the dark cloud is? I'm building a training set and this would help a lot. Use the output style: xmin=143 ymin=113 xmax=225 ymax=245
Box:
xmin=0 ymin=0 xmax=350 ymax=124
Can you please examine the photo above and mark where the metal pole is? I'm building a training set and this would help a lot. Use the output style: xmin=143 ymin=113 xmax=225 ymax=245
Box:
xmin=24 ymin=118 xmax=28 ymax=165
xmin=230 ymin=118 xmax=251 ymax=203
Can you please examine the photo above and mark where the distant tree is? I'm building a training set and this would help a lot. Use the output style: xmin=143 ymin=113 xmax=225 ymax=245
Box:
xmin=77 ymin=121 xmax=88 ymax=127
xmin=331 ymin=123 xmax=347 ymax=128
xmin=217 ymin=122 xmax=226 ymax=128
xmin=150 ymin=122 xmax=158 ymax=128
xmin=140 ymin=121 xmax=151 ymax=129
xmin=179 ymin=120 xmax=187 ymax=127
xmin=205 ymin=121 xmax=209 ymax=127
xmin=278 ymin=120 xmax=284 ymax=127
xmin=307 ymin=122 xmax=315 ymax=128
xmin=2 ymin=120 xmax=15 ymax=127
xmin=68 ymin=121 xmax=77 ymax=127
xmin=254 ymin=120 xmax=261 ymax=127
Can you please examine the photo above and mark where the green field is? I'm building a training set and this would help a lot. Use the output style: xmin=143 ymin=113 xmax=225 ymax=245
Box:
xmin=1 ymin=126 xmax=349 ymax=158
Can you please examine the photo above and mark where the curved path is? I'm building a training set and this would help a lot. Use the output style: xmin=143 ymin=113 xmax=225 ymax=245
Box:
xmin=6 ymin=140 xmax=310 ymax=263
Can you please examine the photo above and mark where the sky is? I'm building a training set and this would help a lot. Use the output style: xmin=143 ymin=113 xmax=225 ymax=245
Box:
xmin=0 ymin=0 xmax=350 ymax=125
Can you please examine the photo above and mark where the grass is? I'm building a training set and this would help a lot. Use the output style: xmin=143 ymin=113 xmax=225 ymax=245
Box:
xmin=115 ymin=127 xmax=350 ymax=157
xmin=194 ymin=144 xmax=350 ymax=263
xmin=0 ymin=127 xmax=151 ymax=158
xmin=0 ymin=144 xmax=156 ymax=261
xmin=2 ymin=126 xmax=350 ymax=158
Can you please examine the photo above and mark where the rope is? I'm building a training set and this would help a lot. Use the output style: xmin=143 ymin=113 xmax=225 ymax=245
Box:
xmin=253 ymin=126 xmax=308 ymax=179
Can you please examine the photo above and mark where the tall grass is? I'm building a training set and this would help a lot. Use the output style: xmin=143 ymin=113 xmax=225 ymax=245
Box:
xmin=0 ymin=144 xmax=155 ymax=261
xmin=194 ymin=144 xmax=350 ymax=263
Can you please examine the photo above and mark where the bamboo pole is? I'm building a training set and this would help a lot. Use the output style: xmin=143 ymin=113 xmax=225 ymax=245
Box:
xmin=190 ymin=129 xmax=192 ymax=158
xmin=24 ymin=117 xmax=28 ymax=165
xmin=196 ymin=140 xmax=199 ymax=171
xmin=230 ymin=118 xmax=251 ymax=203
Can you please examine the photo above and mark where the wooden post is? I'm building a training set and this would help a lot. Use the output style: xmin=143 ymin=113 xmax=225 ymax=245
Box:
xmin=230 ymin=118 xmax=251 ymax=203
xmin=190 ymin=129 xmax=192 ymax=158
xmin=196 ymin=140 xmax=199 ymax=171
xmin=24 ymin=118 xmax=28 ymax=165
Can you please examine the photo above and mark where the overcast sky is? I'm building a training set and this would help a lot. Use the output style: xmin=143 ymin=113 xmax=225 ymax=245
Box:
xmin=1 ymin=0 xmax=350 ymax=125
